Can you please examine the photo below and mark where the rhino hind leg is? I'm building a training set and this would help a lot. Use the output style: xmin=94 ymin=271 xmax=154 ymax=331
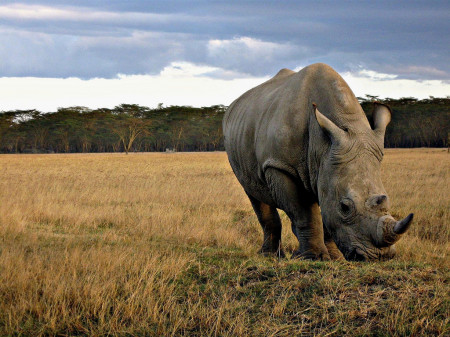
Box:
xmin=247 ymin=193 xmax=285 ymax=258
xmin=264 ymin=168 xmax=331 ymax=261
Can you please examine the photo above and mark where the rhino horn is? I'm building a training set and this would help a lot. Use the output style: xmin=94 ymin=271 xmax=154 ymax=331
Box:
xmin=393 ymin=213 xmax=414 ymax=234
xmin=379 ymin=213 xmax=414 ymax=245
xmin=313 ymin=103 xmax=347 ymax=144
xmin=372 ymin=102 xmax=391 ymax=139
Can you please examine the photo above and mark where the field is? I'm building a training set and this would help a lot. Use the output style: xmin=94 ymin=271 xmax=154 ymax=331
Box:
xmin=0 ymin=149 xmax=448 ymax=336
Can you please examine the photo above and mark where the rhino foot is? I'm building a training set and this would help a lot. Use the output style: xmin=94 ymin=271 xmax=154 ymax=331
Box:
xmin=291 ymin=248 xmax=331 ymax=261
xmin=325 ymin=241 xmax=345 ymax=261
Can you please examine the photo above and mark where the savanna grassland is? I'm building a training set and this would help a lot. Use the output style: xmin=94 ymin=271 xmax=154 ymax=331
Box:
xmin=0 ymin=149 xmax=448 ymax=336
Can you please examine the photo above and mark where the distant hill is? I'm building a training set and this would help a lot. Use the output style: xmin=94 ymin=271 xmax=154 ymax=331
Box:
xmin=0 ymin=97 xmax=448 ymax=153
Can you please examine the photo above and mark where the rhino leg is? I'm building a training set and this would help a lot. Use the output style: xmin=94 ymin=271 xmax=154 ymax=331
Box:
xmin=247 ymin=193 xmax=285 ymax=258
xmin=264 ymin=168 xmax=330 ymax=261
xmin=324 ymin=227 xmax=345 ymax=260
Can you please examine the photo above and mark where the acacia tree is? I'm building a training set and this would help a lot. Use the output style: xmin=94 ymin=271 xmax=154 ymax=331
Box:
xmin=171 ymin=122 xmax=186 ymax=152
xmin=0 ymin=111 xmax=15 ymax=151
xmin=113 ymin=116 xmax=150 ymax=154
xmin=29 ymin=120 xmax=48 ymax=152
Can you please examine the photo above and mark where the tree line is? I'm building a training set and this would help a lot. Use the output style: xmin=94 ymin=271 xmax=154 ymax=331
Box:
xmin=0 ymin=96 xmax=448 ymax=153
xmin=0 ymin=104 xmax=225 ymax=153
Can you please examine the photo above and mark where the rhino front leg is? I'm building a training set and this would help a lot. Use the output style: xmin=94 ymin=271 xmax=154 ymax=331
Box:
xmin=264 ymin=168 xmax=330 ymax=260
xmin=247 ymin=193 xmax=285 ymax=258
xmin=324 ymin=227 xmax=345 ymax=260
xmin=289 ymin=203 xmax=331 ymax=260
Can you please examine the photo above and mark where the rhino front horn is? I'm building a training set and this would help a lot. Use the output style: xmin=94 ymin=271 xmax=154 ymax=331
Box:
xmin=378 ymin=213 xmax=414 ymax=246
xmin=393 ymin=213 xmax=414 ymax=234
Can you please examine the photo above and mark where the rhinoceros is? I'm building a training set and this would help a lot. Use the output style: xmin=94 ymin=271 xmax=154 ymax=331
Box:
xmin=223 ymin=63 xmax=413 ymax=261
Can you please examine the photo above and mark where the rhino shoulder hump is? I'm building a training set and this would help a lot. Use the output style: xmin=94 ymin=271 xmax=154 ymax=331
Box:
xmin=274 ymin=68 xmax=295 ymax=78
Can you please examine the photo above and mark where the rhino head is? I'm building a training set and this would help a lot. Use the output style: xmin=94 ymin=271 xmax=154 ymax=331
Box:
xmin=313 ymin=103 xmax=413 ymax=261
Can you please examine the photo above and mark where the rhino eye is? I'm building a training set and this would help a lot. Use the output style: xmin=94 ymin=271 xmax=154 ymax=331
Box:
xmin=339 ymin=198 xmax=355 ymax=217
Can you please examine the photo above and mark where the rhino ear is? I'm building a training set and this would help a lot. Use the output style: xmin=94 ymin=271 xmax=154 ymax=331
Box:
xmin=313 ymin=103 xmax=346 ymax=144
xmin=372 ymin=102 xmax=391 ymax=138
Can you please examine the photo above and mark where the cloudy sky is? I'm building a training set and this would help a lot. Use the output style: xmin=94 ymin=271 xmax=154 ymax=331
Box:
xmin=0 ymin=0 xmax=449 ymax=111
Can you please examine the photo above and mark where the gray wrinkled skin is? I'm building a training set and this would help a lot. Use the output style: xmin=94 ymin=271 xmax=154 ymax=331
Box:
xmin=223 ymin=63 xmax=413 ymax=261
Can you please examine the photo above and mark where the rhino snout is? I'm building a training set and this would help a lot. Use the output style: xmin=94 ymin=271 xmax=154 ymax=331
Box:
xmin=346 ymin=245 xmax=397 ymax=261
xmin=347 ymin=247 xmax=367 ymax=261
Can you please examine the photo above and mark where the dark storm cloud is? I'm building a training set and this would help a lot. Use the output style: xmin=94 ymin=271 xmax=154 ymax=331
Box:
xmin=0 ymin=0 xmax=448 ymax=80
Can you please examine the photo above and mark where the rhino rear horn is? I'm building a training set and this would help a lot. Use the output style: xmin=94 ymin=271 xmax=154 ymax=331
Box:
xmin=372 ymin=102 xmax=391 ymax=139
xmin=313 ymin=103 xmax=347 ymax=144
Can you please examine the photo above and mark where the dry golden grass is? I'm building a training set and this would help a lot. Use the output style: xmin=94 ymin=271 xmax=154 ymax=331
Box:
xmin=0 ymin=149 xmax=448 ymax=336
